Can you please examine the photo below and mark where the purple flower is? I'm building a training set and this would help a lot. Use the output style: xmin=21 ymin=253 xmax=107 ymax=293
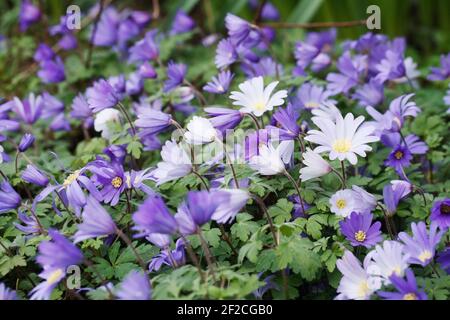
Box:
xmin=20 ymin=0 xmax=41 ymax=31
xmin=375 ymin=49 xmax=406 ymax=83
xmin=21 ymin=164 xmax=49 ymax=187
xmin=0 ymin=181 xmax=21 ymax=213
xmin=0 ymin=283 xmax=17 ymax=300
xmin=378 ymin=269 xmax=427 ymax=300
xmin=146 ymin=233 xmax=171 ymax=249
xmin=36 ymin=229 xmax=83 ymax=269
xmin=353 ymin=79 xmax=384 ymax=107
xmin=242 ymin=57 xmax=283 ymax=78
xmin=385 ymin=144 xmax=412 ymax=175
xmin=50 ymin=114 xmax=71 ymax=132
xmin=58 ymin=33 xmax=77 ymax=50
xmin=73 ymin=197 xmax=117 ymax=243
xmin=41 ymin=92 xmax=64 ymax=119
xmin=437 ymin=247 xmax=450 ymax=273
xmin=139 ymin=62 xmax=157 ymax=79
xmin=89 ymin=161 xmax=126 ymax=206
xmin=326 ymin=52 xmax=365 ymax=95
xmin=13 ymin=93 xmax=43 ymax=124
xmin=174 ymin=202 xmax=197 ymax=236
xmin=70 ymin=93 xmax=93 ymax=128
xmin=205 ymin=107 xmax=243 ymax=135
xmin=296 ymin=83 xmax=336 ymax=110
xmin=211 ymin=189 xmax=249 ymax=224
xmin=125 ymin=72 xmax=144 ymax=96
xmin=399 ymin=221 xmax=443 ymax=266
xmin=18 ymin=133 xmax=35 ymax=152
xmin=427 ymin=53 xmax=450 ymax=81
xmin=117 ymin=18 xmax=140 ymax=48
xmin=268 ymin=104 xmax=300 ymax=140
xmin=149 ymin=238 xmax=186 ymax=272
xmin=130 ymin=10 xmax=151 ymax=28
xmin=215 ymin=38 xmax=237 ymax=69
xmin=203 ymin=70 xmax=234 ymax=94
xmin=115 ymin=270 xmax=151 ymax=300
xmin=248 ymin=0 xmax=280 ymax=21
xmin=132 ymin=195 xmax=177 ymax=236
xmin=86 ymin=79 xmax=119 ymax=112
xmin=185 ymin=190 xmax=229 ymax=227
xmin=34 ymin=43 xmax=55 ymax=62
xmin=170 ymin=10 xmax=196 ymax=35
xmin=383 ymin=183 xmax=407 ymax=216
xmin=37 ymin=56 xmax=65 ymax=84
xmin=225 ymin=14 xmax=251 ymax=45
xmin=135 ymin=108 xmax=173 ymax=139
xmin=340 ymin=212 xmax=382 ymax=248
xmin=289 ymin=195 xmax=311 ymax=219
xmin=128 ymin=30 xmax=159 ymax=63
xmin=14 ymin=211 xmax=40 ymax=236
xmin=107 ymin=75 xmax=126 ymax=100
xmin=163 ymin=62 xmax=187 ymax=93
xmin=91 ymin=7 xmax=119 ymax=47
xmin=430 ymin=198 xmax=450 ymax=229
xmin=253 ymin=274 xmax=279 ymax=299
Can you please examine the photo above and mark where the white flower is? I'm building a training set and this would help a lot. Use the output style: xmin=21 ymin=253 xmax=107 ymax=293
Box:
xmin=351 ymin=185 xmax=377 ymax=214
xmin=184 ymin=116 xmax=218 ymax=145
xmin=229 ymin=76 xmax=287 ymax=117
xmin=249 ymin=143 xmax=286 ymax=175
xmin=310 ymin=102 xmax=342 ymax=121
xmin=0 ymin=145 xmax=4 ymax=164
xmin=330 ymin=189 xmax=356 ymax=217
xmin=305 ymin=110 xmax=379 ymax=165
xmin=299 ymin=148 xmax=331 ymax=181
xmin=94 ymin=108 xmax=122 ymax=139
xmin=365 ymin=240 xmax=410 ymax=285
xmin=390 ymin=180 xmax=413 ymax=198
xmin=151 ymin=140 xmax=192 ymax=185
xmin=212 ymin=189 xmax=250 ymax=224
xmin=336 ymin=251 xmax=381 ymax=300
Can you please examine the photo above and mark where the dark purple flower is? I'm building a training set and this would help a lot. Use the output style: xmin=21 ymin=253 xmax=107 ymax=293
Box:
xmin=86 ymin=79 xmax=119 ymax=112
xmin=268 ymin=104 xmax=300 ymax=140
xmin=37 ymin=56 xmax=65 ymax=84
xmin=203 ymin=70 xmax=234 ymax=94
xmin=73 ymin=196 xmax=117 ymax=243
xmin=21 ymin=164 xmax=49 ymax=187
xmin=289 ymin=195 xmax=310 ymax=219
xmin=0 ymin=181 xmax=21 ymax=213
xmin=36 ymin=229 xmax=83 ymax=270
xmin=149 ymin=238 xmax=186 ymax=272
xmin=378 ymin=269 xmax=427 ymax=300
xmin=170 ymin=10 xmax=196 ymax=35
xmin=399 ymin=221 xmax=443 ymax=266
xmin=115 ymin=270 xmax=151 ymax=300
xmin=253 ymin=274 xmax=279 ymax=299
xmin=437 ymin=247 xmax=450 ymax=273
xmin=139 ymin=62 xmax=157 ymax=79
xmin=132 ymin=195 xmax=177 ymax=236
xmin=163 ymin=62 xmax=187 ymax=93
xmin=430 ymin=198 xmax=450 ymax=230
xmin=103 ymin=145 xmax=127 ymax=164
xmin=20 ymin=0 xmax=41 ymax=31
xmin=204 ymin=107 xmax=243 ymax=135
xmin=130 ymin=10 xmax=151 ymax=28
xmin=427 ymin=53 xmax=450 ymax=81
xmin=340 ymin=212 xmax=382 ymax=248
xmin=18 ymin=133 xmax=35 ymax=152
xmin=385 ymin=144 xmax=412 ymax=175
xmin=353 ymin=79 xmax=384 ymax=107
xmin=185 ymin=190 xmax=229 ymax=227
xmin=117 ymin=18 xmax=140 ymax=48
xmin=33 ymin=43 xmax=55 ymax=62
xmin=225 ymin=14 xmax=251 ymax=45
xmin=50 ymin=114 xmax=71 ymax=132
xmin=14 ymin=211 xmax=40 ymax=237
xmin=215 ymin=38 xmax=237 ymax=69
xmin=128 ymin=30 xmax=159 ymax=63
xmin=135 ymin=108 xmax=173 ymax=139
xmin=89 ymin=161 xmax=126 ymax=206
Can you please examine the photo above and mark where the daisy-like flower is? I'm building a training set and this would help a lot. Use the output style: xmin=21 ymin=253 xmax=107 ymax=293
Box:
xmin=13 ymin=93 xmax=44 ymax=124
xmin=132 ymin=195 xmax=177 ymax=236
xmin=336 ymin=250 xmax=381 ymax=300
xmin=248 ymin=143 xmax=286 ymax=176
xmin=86 ymin=79 xmax=120 ymax=113
xmin=299 ymin=148 xmax=331 ymax=181
xmin=340 ymin=212 xmax=382 ymax=248
xmin=330 ymin=189 xmax=356 ymax=217
xmin=215 ymin=38 xmax=237 ymax=69
xmin=230 ymin=76 xmax=287 ymax=117
xmin=430 ymin=198 xmax=450 ymax=229
xmin=305 ymin=110 xmax=379 ymax=165
xmin=398 ymin=221 xmax=443 ymax=267
xmin=296 ymin=83 xmax=336 ymax=110
xmin=151 ymin=140 xmax=192 ymax=185
xmin=203 ymin=70 xmax=234 ymax=94
xmin=184 ymin=116 xmax=218 ymax=145
xmin=378 ymin=269 xmax=427 ymax=300
xmin=365 ymin=240 xmax=410 ymax=285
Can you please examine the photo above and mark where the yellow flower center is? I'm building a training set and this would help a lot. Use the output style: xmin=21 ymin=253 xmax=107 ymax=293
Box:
xmin=394 ymin=151 xmax=404 ymax=159
xmin=336 ymin=199 xmax=346 ymax=209
xmin=63 ymin=170 xmax=80 ymax=187
xmin=418 ymin=250 xmax=432 ymax=263
xmin=111 ymin=176 xmax=123 ymax=189
xmin=253 ymin=101 xmax=266 ymax=111
xmin=403 ymin=293 xmax=417 ymax=300
xmin=390 ymin=266 xmax=402 ymax=277
xmin=332 ymin=139 xmax=352 ymax=153
xmin=305 ymin=101 xmax=320 ymax=109
xmin=47 ymin=268 xmax=64 ymax=285
xmin=354 ymin=230 xmax=366 ymax=242
xmin=357 ymin=281 xmax=370 ymax=298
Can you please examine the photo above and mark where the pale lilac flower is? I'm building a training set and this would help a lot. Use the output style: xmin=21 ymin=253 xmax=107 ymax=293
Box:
xmin=151 ymin=140 xmax=192 ymax=185
xmin=296 ymin=83 xmax=336 ymax=110
xmin=203 ymin=70 xmax=234 ymax=94
xmin=115 ymin=270 xmax=151 ymax=300
xmin=215 ymin=38 xmax=237 ymax=69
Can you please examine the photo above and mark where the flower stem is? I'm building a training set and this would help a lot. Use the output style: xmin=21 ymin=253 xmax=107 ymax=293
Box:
xmin=340 ymin=161 xmax=347 ymax=187
xmin=115 ymin=228 xmax=147 ymax=271
xmin=117 ymin=102 xmax=136 ymax=136
xmin=283 ymin=169 xmax=306 ymax=215
xmin=331 ymin=168 xmax=347 ymax=189
xmin=192 ymin=170 xmax=210 ymax=191
xmin=246 ymin=113 xmax=262 ymax=130
xmin=197 ymin=228 xmax=217 ymax=281
xmin=184 ymin=80 xmax=207 ymax=107
xmin=251 ymin=194 xmax=278 ymax=246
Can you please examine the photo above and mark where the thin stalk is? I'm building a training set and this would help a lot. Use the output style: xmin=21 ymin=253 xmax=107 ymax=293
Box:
xmin=117 ymin=102 xmax=136 ymax=136
xmin=115 ymin=228 xmax=147 ymax=271
xmin=283 ymin=169 xmax=306 ymax=215
xmin=184 ymin=80 xmax=207 ymax=107
xmin=331 ymin=168 xmax=347 ymax=189
xmin=192 ymin=170 xmax=210 ymax=191
xmin=340 ymin=161 xmax=347 ymax=186
xmin=246 ymin=113 xmax=262 ymax=130
xmin=84 ymin=260 xmax=114 ymax=298
xmin=180 ymin=234 xmax=205 ymax=282
xmin=218 ymin=224 xmax=238 ymax=256
xmin=251 ymin=194 xmax=278 ymax=246
xmin=197 ymin=229 xmax=217 ymax=281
